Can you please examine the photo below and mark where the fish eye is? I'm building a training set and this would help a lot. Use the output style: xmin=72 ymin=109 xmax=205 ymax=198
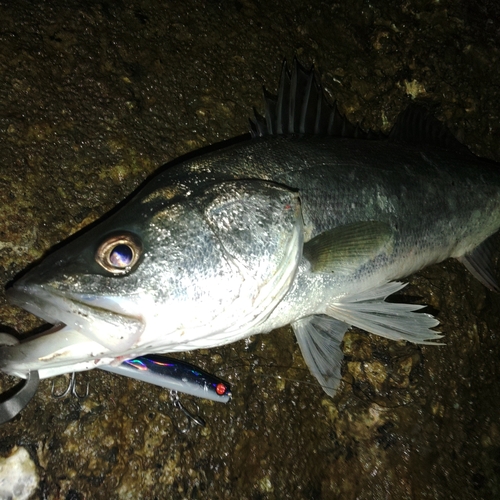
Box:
xmin=95 ymin=233 xmax=143 ymax=274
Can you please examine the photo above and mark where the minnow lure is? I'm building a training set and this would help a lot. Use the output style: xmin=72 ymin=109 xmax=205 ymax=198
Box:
xmin=102 ymin=354 xmax=232 ymax=403
xmin=0 ymin=331 xmax=230 ymax=424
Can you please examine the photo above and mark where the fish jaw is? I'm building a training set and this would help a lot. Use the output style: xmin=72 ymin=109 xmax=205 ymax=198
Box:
xmin=6 ymin=283 xmax=145 ymax=353
xmin=0 ymin=324 xmax=117 ymax=379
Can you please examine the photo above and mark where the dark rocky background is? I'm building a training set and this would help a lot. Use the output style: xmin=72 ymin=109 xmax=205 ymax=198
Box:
xmin=0 ymin=0 xmax=499 ymax=498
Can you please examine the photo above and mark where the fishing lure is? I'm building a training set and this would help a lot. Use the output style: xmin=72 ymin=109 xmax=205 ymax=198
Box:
xmin=102 ymin=354 xmax=232 ymax=403
xmin=0 ymin=332 xmax=231 ymax=424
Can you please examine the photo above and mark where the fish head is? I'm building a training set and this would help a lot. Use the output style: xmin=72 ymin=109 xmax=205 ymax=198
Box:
xmin=5 ymin=178 xmax=303 ymax=373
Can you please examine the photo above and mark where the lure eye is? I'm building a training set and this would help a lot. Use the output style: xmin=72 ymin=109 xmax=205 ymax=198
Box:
xmin=95 ymin=233 xmax=143 ymax=274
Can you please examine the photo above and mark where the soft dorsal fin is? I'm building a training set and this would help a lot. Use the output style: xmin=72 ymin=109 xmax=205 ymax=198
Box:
xmin=389 ymin=104 xmax=472 ymax=154
xmin=249 ymin=59 xmax=383 ymax=140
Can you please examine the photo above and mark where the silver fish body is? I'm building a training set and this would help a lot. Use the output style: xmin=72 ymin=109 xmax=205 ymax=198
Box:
xmin=2 ymin=62 xmax=500 ymax=395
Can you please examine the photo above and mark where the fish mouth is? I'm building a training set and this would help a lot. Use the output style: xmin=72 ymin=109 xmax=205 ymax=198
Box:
xmin=0 ymin=323 xmax=115 ymax=379
xmin=6 ymin=283 xmax=145 ymax=353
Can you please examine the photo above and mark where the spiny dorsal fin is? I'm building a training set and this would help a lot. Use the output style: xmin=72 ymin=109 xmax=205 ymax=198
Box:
xmin=249 ymin=59 xmax=383 ymax=139
xmin=389 ymin=104 xmax=472 ymax=154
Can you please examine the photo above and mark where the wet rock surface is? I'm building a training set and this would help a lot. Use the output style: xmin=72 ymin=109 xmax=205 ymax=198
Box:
xmin=0 ymin=0 xmax=500 ymax=498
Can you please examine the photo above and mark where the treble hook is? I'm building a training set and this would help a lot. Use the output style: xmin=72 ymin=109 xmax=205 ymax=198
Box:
xmin=170 ymin=390 xmax=205 ymax=432
xmin=51 ymin=372 xmax=89 ymax=400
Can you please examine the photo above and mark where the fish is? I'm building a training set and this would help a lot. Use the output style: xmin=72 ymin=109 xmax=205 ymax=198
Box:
xmin=1 ymin=59 xmax=500 ymax=397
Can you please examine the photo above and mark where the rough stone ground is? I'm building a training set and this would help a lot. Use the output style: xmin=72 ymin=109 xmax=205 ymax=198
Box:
xmin=0 ymin=0 xmax=499 ymax=498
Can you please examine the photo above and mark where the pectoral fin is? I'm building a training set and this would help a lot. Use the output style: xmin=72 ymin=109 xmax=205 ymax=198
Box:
xmin=303 ymin=221 xmax=393 ymax=274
